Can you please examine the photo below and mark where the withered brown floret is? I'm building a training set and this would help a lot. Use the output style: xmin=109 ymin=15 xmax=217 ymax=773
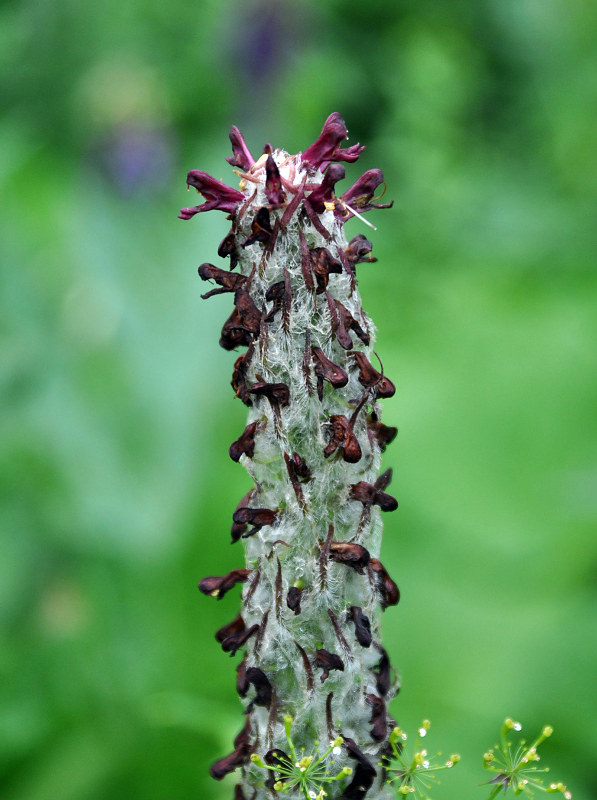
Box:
xmin=343 ymin=738 xmax=377 ymax=800
xmin=349 ymin=606 xmax=372 ymax=647
xmin=229 ymin=420 xmax=258 ymax=462
xmin=350 ymin=470 xmax=398 ymax=512
xmin=345 ymin=234 xmax=377 ymax=265
xmin=248 ymin=381 xmax=290 ymax=408
xmin=231 ymin=346 xmax=254 ymax=406
xmin=311 ymin=346 xmax=349 ymax=400
xmin=367 ymin=411 xmax=398 ymax=452
xmin=369 ymin=557 xmax=400 ymax=609
xmin=245 ymin=667 xmax=273 ymax=711
xmin=328 ymin=541 xmax=371 ymax=574
xmin=230 ymin=489 xmax=254 ymax=543
xmin=365 ymin=693 xmax=387 ymax=741
xmin=310 ymin=247 xmax=342 ymax=294
xmin=198 ymin=263 xmax=247 ymax=299
xmin=315 ymin=649 xmax=344 ymax=683
xmin=232 ymin=506 xmax=277 ymax=538
xmin=353 ymin=351 xmax=395 ymax=398
xmin=323 ymin=415 xmax=362 ymax=463
xmin=286 ymin=586 xmax=302 ymax=615
xmin=241 ymin=207 xmax=273 ymax=248
xmin=198 ymin=568 xmax=251 ymax=599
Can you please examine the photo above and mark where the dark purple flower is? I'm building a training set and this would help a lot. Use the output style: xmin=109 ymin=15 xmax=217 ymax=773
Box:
xmin=307 ymin=164 xmax=345 ymax=213
xmin=226 ymin=126 xmax=255 ymax=172
xmin=339 ymin=168 xmax=393 ymax=217
xmin=179 ymin=170 xmax=244 ymax=219
xmin=301 ymin=113 xmax=349 ymax=169
xmin=265 ymin=154 xmax=286 ymax=206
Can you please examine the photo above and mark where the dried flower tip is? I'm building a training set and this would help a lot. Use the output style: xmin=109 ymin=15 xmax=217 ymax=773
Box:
xmin=315 ymin=649 xmax=345 ymax=683
xmin=286 ymin=586 xmax=303 ymax=615
xmin=369 ymin=557 xmax=400 ymax=608
xmin=198 ymin=263 xmax=247 ymax=299
xmin=232 ymin=506 xmax=277 ymax=538
xmin=230 ymin=489 xmax=254 ymax=542
xmin=245 ymin=666 xmax=273 ymax=710
xmin=241 ymin=206 xmax=273 ymax=248
xmin=353 ymin=351 xmax=395 ymax=398
xmin=312 ymin=346 xmax=349 ymax=400
xmin=350 ymin=479 xmax=398 ymax=512
xmin=345 ymin=234 xmax=377 ymax=265
xmin=349 ymin=606 xmax=372 ymax=647
xmin=328 ymin=541 xmax=370 ymax=574
xmin=231 ymin=349 xmax=254 ymax=406
xmin=367 ymin=412 xmax=397 ymax=452
xmin=324 ymin=415 xmax=362 ymax=463
xmin=249 ymin=381 xmax=290 ymax=408
xmin=310 ymin=247 xmax=343 ymax=294
xmin=365 ymin=693 xmax=387 ymax=741
xmin=198 ymin=568 xmax=251 ymax=599
xmin=229 ymin=420 xmax=259 ymax=462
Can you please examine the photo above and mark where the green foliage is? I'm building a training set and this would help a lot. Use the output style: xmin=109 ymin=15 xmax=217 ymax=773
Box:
xmin=483 ymin=720 xmax=571 ymax=800
xmin=385 ymin=720 xmax=460 ymax=799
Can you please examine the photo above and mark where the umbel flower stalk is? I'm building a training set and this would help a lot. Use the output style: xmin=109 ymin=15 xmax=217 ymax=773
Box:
xmin=181 ymin=113 xmax=400 ymax=800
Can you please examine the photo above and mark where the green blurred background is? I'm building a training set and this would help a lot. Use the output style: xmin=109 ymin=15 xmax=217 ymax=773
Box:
xmin=2 ymin=0 xmax=596 ymax=798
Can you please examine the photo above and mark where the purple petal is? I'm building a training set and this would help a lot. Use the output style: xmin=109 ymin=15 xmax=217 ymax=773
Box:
xmin=180 ymin=170 xmax=244 ymax=218
xmin=226 ymin=126 xmax=255 ymax=172
xmin=302 ymin=112 xmax=349 ymax=168
xmin=339 ymin=168 xmax=393 ymax=216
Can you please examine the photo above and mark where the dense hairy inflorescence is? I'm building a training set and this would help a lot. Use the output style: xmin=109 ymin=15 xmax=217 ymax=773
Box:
xmin=182 ymin=114 xmax=400 ymax=800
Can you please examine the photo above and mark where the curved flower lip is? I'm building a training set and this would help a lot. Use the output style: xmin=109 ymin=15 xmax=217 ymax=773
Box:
xmin=179 ymin=170 xmax=244 ymax=218
xmin=226 ymin=125 xmax=255 ymax=172
xmin=339 ymin=168 xmax=394 ymax=216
